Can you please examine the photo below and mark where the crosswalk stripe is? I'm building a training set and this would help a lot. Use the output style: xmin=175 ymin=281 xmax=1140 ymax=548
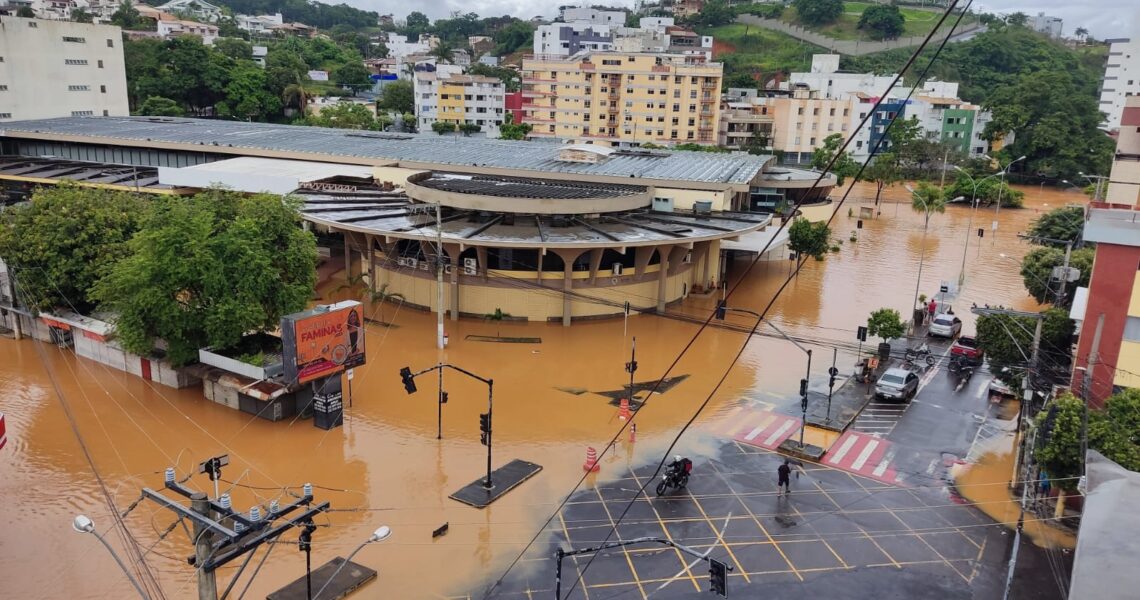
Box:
xmin=741 ymin=414 xmax=776 ymax=441
xmin=763 ymin=419 xmax=797 ymax=447
xmin=850 ymin=439 xmax=880 ymax=470
xmin=827 ymin=434 xmax=858 ymax=465
xmin=872 ymin=448 xmax=896 ymax=477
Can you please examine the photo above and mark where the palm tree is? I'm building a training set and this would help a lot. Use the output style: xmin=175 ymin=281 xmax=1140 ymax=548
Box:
xmin=1075 ymin=27 xmax=1088 ymax=40
xmin=369 ymin=283 xmax=405 ymax=325
xmin=282 ymin=79 xmax=312 ymax=117
xmin=908 ymin=182 xmax=946 ymax=315
xmin=483 ymin=308 xmax=510 ymax=338
xmin=430 ymin=43 xmax=455 ymax=64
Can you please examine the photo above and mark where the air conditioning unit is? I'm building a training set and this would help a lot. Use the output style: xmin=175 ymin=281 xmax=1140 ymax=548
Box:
xmin=407 ymin=258 xmax=419 ymax=269
xmin=612 ymin=263 xmax=623 ymax=276
xmin=397 ymin=257 xmax=410 ymax=267
xmin=445 ymin=265 xmax=455 ymax=275
xmin=463 ymin=257 xmax=478 ymax=276
xmin=683 ymin=251 xmax=692 ymax=264
xmin=419 ymin=259 xmax=430 ymax=271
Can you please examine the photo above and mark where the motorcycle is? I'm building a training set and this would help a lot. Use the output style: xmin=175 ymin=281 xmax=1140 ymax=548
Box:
xmin=904 ymin=343 xmax=936 ymax=367
xmin=656 ymin=462 xmax=690 ymax=496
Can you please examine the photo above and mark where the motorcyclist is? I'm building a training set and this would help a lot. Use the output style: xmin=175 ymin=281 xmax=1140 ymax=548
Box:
xmin=668 ymin=455 xmax=693 ymax=479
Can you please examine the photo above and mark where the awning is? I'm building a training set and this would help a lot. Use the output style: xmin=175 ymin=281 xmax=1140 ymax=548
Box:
xmin=158 ymin=157 xmax=375 ymax=195
xmin=721 ymin=227 xmax=788 ymax=256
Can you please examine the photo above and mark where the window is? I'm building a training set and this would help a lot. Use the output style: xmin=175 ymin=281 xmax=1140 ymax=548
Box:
xmin=797 ymin=107 xmax=804 ymax=115
xmin=68 ymin=85 xmax=90 ymax=91
xmin=65 ymin=59 xmax=89 ymax=66
xmin=810 ymin=137 xmax=816 ymax=145
xmin=0 ymin=85 xmax=6 ymax=91
xmin=1124 ymin=317 xmax=1140 ymax=342
xmin=829 ymin=108 xmax=835 ymax=116
xmin=688 ymin=104 xmax=696 ymax=112
xmin=63 ymin=36 xmax=86 ymax=43
xmin=71 ymin=110 xmax=94 ymax=116
xmin=671 ymin=117 xmax=679 ymax=125
xmin=28 ymin=21 xmax=37 ymax=28
xmin=687 ymin=131 xmax=694 ymax=139
xmin=813 ymin=108 xmax=819 ymax=116
xmin=843 ymin=108 xmax=849 ymax=117
xmin=672 ymin=103 xmax=680 ymax=112
xmin=103 ymin=110 xmax=109 ymax=116
xmin=107 ymin=39 xmax=114 ymax=48
xmin=0 ymin=113 xmax=11 ymax=119
xmin=689 ymin=90 xmax=697 ymax=99
xmin=100 ymin=85 xmax=107 ymax=94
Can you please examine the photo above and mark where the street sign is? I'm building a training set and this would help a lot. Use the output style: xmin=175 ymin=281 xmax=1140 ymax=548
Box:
xmin=347 ymin=368 xmax=354 ymax=381
xmin=991 ymin=220 xmax=998 ymax=231
xmin=856 ymin=326 xmax=868 ymax=342
xmin=1051 ymin=266 xmax=1081 ymax=282
xmin=939 ymin=284 xmax=949 ymax=294
xmin=856 ymin=219 xmax=864 ymax=229
xmin=977 ymin=228 xmax=984 ymax=238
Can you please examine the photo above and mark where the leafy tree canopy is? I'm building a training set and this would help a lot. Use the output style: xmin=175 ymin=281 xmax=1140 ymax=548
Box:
xmin=499 ymin=112 xmax=532 ymax=140
xmin=811 ymin=133 xmax=859 ymax=185
xmin=976 ymin=308 xmax=1074 ymax=387
xmin=1027 ymin=206 xmax=1086 ymax=246
xmin=788 ymin=218 xmax=832 ymax=261
xmin=467 ymin=63 xmax=521 ymax=91
xmin=138 ymin=96 xmax=186 ymax=117
xmin=0 ymin=185 xmax=145 ymax=313
xmin=690 ymin=0 xmax=735 ymax=28
xmin=1019 ymin=246 xmax=1094 ymax=307
xmin=332 ymin=60 xmax=371 ymax=88
xmin=431 ymin=121 xmax=458 ymax=135
xmin=208 ymin=0 xmax=379 ymax=30
xmin=867 ymin=308 xmax=905 ymax=342
xmin=304 ymin=102 xmax=385 ymax=130
xmin=792 ymin=0 xmax=843 ymax=27
xmin=857 ymin=4 xmax=905 ymax=40
xmin=92 ymin=190 xmax=317 ymax=366
xmin=943 ymin=172 xmax=1025 ymax=208
xmin=1036 ymin=390 xmax=1140 ymax=490
xmin=377 ymin=79 xmax=414 ymax=114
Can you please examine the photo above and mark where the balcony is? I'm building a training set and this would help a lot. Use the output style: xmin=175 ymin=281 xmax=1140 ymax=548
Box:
xmin=581 ymin=62 xmax=595 ymax=71
xmin=652 ymin=65 xmax=671 ymax=73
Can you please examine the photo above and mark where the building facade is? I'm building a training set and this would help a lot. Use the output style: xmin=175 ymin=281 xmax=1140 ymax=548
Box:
xmin=1100 ymin=38 xmax=1140 ymax=132
xmin=533 ymin=23 xmax=614 ymax=57
xmin=0 ymin=15 xmax=129 ymax=122
xmin=414 ymin=64 xmax=506 ymax=136
xmin=559 ymin=6 xmax=626 ymax=25
xmin=1029 ymin=12 xmax=1063 ymax=38
xmin=156 ymin=18 xmax=218 ymax=44
xmin=521 ymin=51 xmax=723 ymax=147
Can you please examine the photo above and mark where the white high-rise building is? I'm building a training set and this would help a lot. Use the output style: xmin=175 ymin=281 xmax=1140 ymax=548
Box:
xmin=559 ymin=6 xmax=626 ymax=26
xmin=0 ymin=16 xmax=129 ymax=122
xmin=1100 ymin=38 xmax=1140 ymax=132
xmin=788 ymin=54 xmax=898 ymax=100
xmin=414 ymin=64 xmax=506 ymax=137
xmin=1029 ymin=12 xmax=1063 ymax=38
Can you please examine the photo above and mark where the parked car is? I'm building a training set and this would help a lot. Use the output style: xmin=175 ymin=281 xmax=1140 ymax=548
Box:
xmin=951 ymin=336 xmax=984 ymax=366
xmin=875 ymin=367 xmax=919 ymax=402
xmin=928 ymin=313 xmax=962 ymax=338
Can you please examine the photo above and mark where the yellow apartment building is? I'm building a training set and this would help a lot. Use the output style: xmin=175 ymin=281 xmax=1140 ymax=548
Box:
xmin=521 ymin=51 xmax=723 ymax=147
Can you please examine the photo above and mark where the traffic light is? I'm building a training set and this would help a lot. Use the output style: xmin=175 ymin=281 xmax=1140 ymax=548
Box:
xmin=856 ymin=325 xmax=868 ymax=342
xmin=440 ymin=391 xmax=449 ymax=404
xmin=828 ymin=366 xmax=839 ymax=389
xmin=799 ymin=378 xmax=808 ymax=398
xmin=399 ymin=367 xmax=417 ymax=394
xmin=708 ymin=558 xmax=727 ymax=597
xmin=479 ymin=412 xmax=491 ymax=446
xmin=715 ymin=301 xmax=726 ymax=320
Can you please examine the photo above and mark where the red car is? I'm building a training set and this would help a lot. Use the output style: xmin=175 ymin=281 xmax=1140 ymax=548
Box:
xmin=951 ymin=336 xmax=984 ymax=366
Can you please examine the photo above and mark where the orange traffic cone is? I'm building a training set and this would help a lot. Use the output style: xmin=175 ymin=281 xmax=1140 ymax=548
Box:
xmin=583 ymin=446 xmax=601 ymax=472
xmin=619 ymin=397 xmax=631 ymax=421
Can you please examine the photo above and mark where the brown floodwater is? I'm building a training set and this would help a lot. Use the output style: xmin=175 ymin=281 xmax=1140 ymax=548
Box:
xmin=0 ymin=182 xmax=1080 ymax=599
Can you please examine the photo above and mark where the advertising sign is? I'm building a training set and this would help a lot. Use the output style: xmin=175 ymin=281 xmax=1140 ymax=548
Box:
xmin=281 ymin=301 xmax=366 ymax=384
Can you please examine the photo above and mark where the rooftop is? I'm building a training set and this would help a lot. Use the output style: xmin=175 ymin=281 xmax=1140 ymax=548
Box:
xmin=1083 ymin=207 xmax=1140 ymax=246
xmin=0 ymin=117 xmax=771 ymax=187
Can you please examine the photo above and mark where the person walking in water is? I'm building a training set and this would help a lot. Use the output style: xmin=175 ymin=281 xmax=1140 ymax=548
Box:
xmin=777 ymin=460 xmax=792 ymax=496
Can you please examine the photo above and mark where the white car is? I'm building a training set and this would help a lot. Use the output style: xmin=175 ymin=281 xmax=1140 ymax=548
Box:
xmin=928 ymin=313 xmax=962 ymax=338
xmin=875 ymin=368 xmax=919 ymax=402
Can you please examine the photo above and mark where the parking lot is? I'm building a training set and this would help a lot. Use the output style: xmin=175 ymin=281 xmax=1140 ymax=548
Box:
xmin=477 ymin=435 xmax=1031 ymax=600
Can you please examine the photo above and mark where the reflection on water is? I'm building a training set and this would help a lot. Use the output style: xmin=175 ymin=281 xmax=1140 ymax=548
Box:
xmin=0 ymin=183 xmax=1081 ymax=598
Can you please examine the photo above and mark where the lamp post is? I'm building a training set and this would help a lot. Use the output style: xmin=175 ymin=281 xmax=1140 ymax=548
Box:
xmin=992 ymin=155 xmax=1027 ymax=244
xmin=905 ymin=184 xmax=961 ymax=319
xmin=313 ymin=526 xmax=392 ymax=600
xmin=1078 ymin=172 xmax=1108 ymax=202
xmin=72 ymin=515 xmax=151 ymax=600
xmin=953 ymin=166 xmax=1005 ymax=286
xmin=400 ymin=363 xmax=495 ymax=488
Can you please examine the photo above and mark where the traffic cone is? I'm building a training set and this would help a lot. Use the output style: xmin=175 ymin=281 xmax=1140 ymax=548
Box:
xmin=583 ymin=446 xmax=600 ymax=472
xmin=619 ymin=397 xmax=631 ymax=421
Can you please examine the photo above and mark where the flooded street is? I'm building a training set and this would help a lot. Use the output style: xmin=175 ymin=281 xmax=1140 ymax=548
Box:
xmin=0 ymin=182 xmax=1080 ymax=599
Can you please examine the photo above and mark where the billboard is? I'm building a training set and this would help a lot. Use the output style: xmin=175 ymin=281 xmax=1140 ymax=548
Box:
xmin=281 ymin=301 xmax=366 ymax=384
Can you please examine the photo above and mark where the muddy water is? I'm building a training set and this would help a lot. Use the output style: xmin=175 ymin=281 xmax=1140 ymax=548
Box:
xmin=0 ymin=183 xmax=1082 ymax=599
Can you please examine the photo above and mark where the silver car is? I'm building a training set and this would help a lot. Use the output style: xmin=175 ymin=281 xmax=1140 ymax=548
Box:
xmin=928 ymin=313 xmax=962 ymax=338
xmin=876 ymin=368 xmax=919 ymax=401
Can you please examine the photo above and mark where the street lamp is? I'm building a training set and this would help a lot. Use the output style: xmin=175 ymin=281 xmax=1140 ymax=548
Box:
xmin=904 ymin=184 xmax=962 ymax=320
xmin=1078 ymin=172 xmax=1108 ymax=201
xmin=72 ymin=515 xmax=151 ymax=600
xmin=953 ymin=166 xmax=1005 ymax=286
xmin=313 ymin=526 xmax=392 ymax=600
xmin=992 ymin=155 xmax=1027 ymax=241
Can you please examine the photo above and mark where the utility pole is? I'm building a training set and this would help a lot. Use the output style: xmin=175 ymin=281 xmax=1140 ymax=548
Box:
xmin=435 ymin=201 xmax=445 ymax=350
xmin=1081 ymin=314 xmax=1105 ymax=476
xmin=191 ymin=492 xmax=217 ymax=600
xmin=1017 ymin=234 xmax=1076 ymax=305
xmin=626 ymin=337 xmax=638 ymax=413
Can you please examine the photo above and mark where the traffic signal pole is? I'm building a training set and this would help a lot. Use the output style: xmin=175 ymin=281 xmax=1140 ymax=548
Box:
xmin=400 ymin=362 xmax=495 ymax=487
xmin=554 ymin=537 xmax=732 ymax=598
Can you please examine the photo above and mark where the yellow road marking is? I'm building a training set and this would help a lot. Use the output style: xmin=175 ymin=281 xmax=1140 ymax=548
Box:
xmin=625 ymin=470 xmax=704 ymax=591
xmin=688 ymin=493 xmax=752 ymax=583
xmin=593 ymin=486 xmax=649 ymax=600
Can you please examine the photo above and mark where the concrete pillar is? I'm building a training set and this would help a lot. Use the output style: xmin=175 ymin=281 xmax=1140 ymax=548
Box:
xmin=343 ymin=231 xmax=353 ymax=278
xmin=444 ymin=243 xmax=463 ymax=321
xmin=634 ymin=246 xmax=655 ymax=276
xmin=476 ymin=247 xmax=489 ymax=283
xmin=553 ymin=249 xmax=585 ymax=326
xmin=365 ymin=234 xmax=375 ymax=289
xmin=536 ymin=249 xmax=544 ymax=287
xmin=587 ymin=248 xmax=604 ymax=284
xmin=694 ymin=241 xmax=712 ymax=290
xmin=656 ymin=245 xmax=672 ymax=314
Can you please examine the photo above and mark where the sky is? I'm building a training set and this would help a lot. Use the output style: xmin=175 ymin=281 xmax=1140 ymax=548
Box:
xmin=348 ymin=0 xmax=1139 ymax=40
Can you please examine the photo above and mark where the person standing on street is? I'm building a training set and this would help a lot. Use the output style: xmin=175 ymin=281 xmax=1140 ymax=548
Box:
xmin=777 ymin=460 xmax=791 ymax=496
xmin=928 ymin=297 xmax=938 ymax=319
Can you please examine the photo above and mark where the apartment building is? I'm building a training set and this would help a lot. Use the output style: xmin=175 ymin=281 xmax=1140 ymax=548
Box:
xmin=414 ymin=64 xmax=505 ymax=137
xmin=156 ymin=18 xmax=218 ymax=44
xmin=1100 ymin=38 xmax=1139 ymax=132
xmin=559 ymin=6 xmax=626 ymax=25
xmin=789 ymin=54 xmax=897 ymax=101
xmin=1029 ymin=12 xmax=1063 ymax=38
xmin=521 ymin=51 xmax=723 ymax=146
xmin=0 ymin=15 xmax=129 ymax=122
xmin=533 ymin=23 xmax=614 ymax=57
xmin=766 ymin=85 xmax=857 ymax=164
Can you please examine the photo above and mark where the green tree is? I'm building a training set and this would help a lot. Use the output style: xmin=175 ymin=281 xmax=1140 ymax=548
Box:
xmin=886 ymin=115 xmax=924 ymax=158
xmin=910 ymin=181 xmax=946 ymax=229
xmin=377 ymin=79 xmax=414 ymax=114
xmin=72 ymin=8 xmax=94 ymax=23
xmin=0 ymin=185 xmax=145 ymax=313
xmin=1027 ymin=206 xmax=1086 ymax=246
xmin=332 ymin=60 xmax=371 ymax=88
xmin=787 ymin=217 xmax=831 ymax=261
xmin=110 ymin=1 xmax=143 ymax=30
xmin=1037 ymin=390 xmax=1140 ymax=491
xmin=265 ymin=50 xmax=310 ymax=100
xmin=16 ymin=5 xmax=34 ymax=17
xmin=404 ymin=11 xmax=430 ymax=36
xmin=467 ymin=63 xmax=522 ymax=91
xmin=216 ymin=64 xmax=281 ymax=121
xmin=432 ymin=121 xmax=458 ymax=135
xmin=138 ymin=96 xmax=186 ymax=117
xmin=305 ymin=102 xmax=382 ymax=130
xmin=1019 ymin=246 xmax=1094 ymax=306
xmin=1089 ymin=389 xmax=1140 ymax=472
xmin=401 ymin=112 xmax=417 ymax=132
xmin=493 ymin=20 xmax=535 ymax=56
xmin=867 ymin=308 xmax=905 ymax=343
xmin=499 ymin=112 xmax=531 ymax=140
xmin=857 ymin=4 xmax=905 ymax=40
xmin=214 ymin=37 xmax=253 ymax=62
xmin=458 ymin=122 xmax=482 ymax=136
xmin=281 ymin=81 xmax=313 ymax=116
xmin=792 ymin=0 xmax=843 ymax=27
xmin=810 ymin=133 xmax=859 ymax=185
xmin=976 ymin=308 xmax=1074 ymax=387
xmin=92 ymin=191 xmax=318 ymax=366
xmin=430 ymin=42 xmax=455 ymax=64
xmin=859 ymin=153 xmax=899 ymax=209
xmin=944 ymin=172 xmax=1025 ymax=208
xmin=692 ymin=0 xmax=735 ymax=27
